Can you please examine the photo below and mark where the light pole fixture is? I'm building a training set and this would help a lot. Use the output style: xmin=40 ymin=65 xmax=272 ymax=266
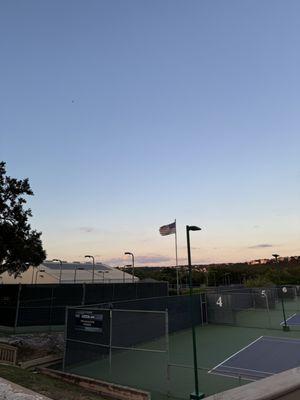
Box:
xmin=186 ymin=225 xmax=204 ymax=400
xmin=85 ymin=255 xmax=95 ymax=283
xmin=124 ymin=252 xmax=135 ymax=283
xmin=272 ymin=254 xmax=280 ymax=263
xmin=52 ymin=259 xmax=63 ymax=283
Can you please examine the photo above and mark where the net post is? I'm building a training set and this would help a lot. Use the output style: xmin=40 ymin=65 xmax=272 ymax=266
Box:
xmin=280 ymin=290 xmax=290 ymax=331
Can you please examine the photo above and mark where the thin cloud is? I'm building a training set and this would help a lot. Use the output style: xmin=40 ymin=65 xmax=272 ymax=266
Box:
xmin=105 ymin=255 xmax=173 ymax=266
xmin=105 ymin=257 xmax=125 ymax=265
xmin=248 ymin=243 xmax=274 ymax=249
xmin=135 ymin=255 xmax=172 ymax=264
xmin=79 ymin=226 xmax=95 ymax=233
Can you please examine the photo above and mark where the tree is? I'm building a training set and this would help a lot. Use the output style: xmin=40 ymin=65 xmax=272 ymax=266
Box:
xmin=0 ymin=162 xmax=46 ymax=275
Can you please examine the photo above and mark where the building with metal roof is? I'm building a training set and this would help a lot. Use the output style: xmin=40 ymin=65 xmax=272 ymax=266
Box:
xmin=0 ymin=261 xmax=137 ymax=284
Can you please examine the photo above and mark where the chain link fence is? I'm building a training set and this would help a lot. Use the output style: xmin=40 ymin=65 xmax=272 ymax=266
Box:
xmin=0 ymin=282 xmax=168 ymax=331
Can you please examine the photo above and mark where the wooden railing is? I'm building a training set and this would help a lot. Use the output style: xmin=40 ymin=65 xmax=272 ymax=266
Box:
xmin=0 ymin=343 xmax=17 ymax=365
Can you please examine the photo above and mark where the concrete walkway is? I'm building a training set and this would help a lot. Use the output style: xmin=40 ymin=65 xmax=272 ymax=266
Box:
xmin=0 ymin=376 xmax=52 ymax=400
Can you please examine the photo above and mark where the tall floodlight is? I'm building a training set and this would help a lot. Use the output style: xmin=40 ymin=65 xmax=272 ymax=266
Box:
xmin=186 ymin=225 xmax=204 ymax=400
xmin=52 ymin=259 xmax=63 ymax=283
xmin=85 ymin=255 xmax=95 ymax=283
xmin=124 ymin=252 xmax=135 ymax=283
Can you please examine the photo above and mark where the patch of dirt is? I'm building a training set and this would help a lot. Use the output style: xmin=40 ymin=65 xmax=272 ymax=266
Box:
xmin=0 ymin=333 xmax=64 ymax=362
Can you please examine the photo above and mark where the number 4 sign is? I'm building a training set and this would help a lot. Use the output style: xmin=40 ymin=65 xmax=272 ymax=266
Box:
xmin=216 ymin=296 xmax=223 ymax=307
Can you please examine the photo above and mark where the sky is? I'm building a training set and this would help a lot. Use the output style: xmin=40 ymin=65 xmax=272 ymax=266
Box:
xmin=1 ymin=0 xmax=300 ymax=267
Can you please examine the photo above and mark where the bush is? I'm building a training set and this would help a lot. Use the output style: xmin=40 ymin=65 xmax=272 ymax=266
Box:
xmin=244 ymin=276 xmax=274 ymax=288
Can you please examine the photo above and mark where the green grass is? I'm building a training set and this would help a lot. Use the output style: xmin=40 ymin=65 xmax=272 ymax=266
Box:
xmin=0 ymin=364 xmax=103 ymax=400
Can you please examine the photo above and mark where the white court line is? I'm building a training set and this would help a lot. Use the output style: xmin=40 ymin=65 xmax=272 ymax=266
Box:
xmin=208 ymin=336 xmax=263 ymax=374
xmin=216 ymin=364 xmax=273 ymax=375
xmin=210 ymin=371 xmax=257 ymax=382
xmin=209 ymin=336 xmax=300 ymax=380
xmin=280 ymin=313 xmax=297 ymax=326
xmin=261 ymin=336 xmax=300 ymax=344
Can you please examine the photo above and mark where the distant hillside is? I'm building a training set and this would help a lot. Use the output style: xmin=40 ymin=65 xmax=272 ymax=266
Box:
xmin=126 ymin=256 xmax=300 ymax=287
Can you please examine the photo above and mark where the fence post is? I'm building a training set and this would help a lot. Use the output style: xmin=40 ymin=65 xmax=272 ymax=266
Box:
xmin=48 ymin=286 xmax=54 ymax=332
xmin=265 ymin=291 xmax=271 ymax=328
xmin=62 ymin=306 xmax=69 ymax=371
xmin=165 ymin=308 xmax=170 ymax=395
xmin=81 ymin=283 xmax=86 ymax=305
xmin=109 ymin=309 xmax=112 ymax=374
xmin=14 ymin=284 xmax=22 ymax=333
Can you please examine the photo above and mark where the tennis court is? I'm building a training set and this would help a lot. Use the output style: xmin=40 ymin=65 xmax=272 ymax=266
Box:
xmin=209 ymin=335 xmax=300 ymax=381
xmin=65 ymin=323 xmax=300 ymax=400
xmin=281 ymin=313 xmax=300 ymax=326
xmin=63 ymin=287 xmax=300 ymax=400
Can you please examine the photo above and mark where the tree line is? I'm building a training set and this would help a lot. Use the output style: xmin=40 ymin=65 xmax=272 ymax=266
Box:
xmin=131 ymin=259 xmax=300 ymax=288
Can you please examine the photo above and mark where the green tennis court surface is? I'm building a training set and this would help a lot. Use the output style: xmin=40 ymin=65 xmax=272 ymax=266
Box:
xmin=65 ymin=323 xmax=300 ymax=400
xmin=63 ymin=288 xmax=300 ymax=400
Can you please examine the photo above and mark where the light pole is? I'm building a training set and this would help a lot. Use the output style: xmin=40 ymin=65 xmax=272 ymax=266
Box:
xmin=102 ymin=270 xmax=109 ymax=283
xmin=34 ymin=265 xmax=40 ymax=284
xmin=272 ymin=254 xmax=280 ymax=263
xmin=85 ymin=255 xmax=95 ymax=283
xmin=209 ymin=270 xmax=216 ymax=287
xmin=124 ymin=265 xmax=132 ymax=282
xmin=224 ymin=272 xmax=231 ymax=286
xmin=74 ymin=266 xmax=84 ymax=283
xmin=125 ymin=252 xmax=135 ymax=283
xmin=31 ymin=266 xmax=36 ymax=284
xmin=186 ymin=225 xmax=204 ymax=400
xmin=52 ymin=259 xmax=63 ymax=283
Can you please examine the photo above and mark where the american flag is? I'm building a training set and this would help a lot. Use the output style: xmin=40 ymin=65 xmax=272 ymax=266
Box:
xmin=159 ymin=221 xmax=176 ymax=236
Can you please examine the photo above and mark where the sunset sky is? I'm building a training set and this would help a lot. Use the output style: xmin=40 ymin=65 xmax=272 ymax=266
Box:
xmin=1 ymin=1 xmax=300 ymax=266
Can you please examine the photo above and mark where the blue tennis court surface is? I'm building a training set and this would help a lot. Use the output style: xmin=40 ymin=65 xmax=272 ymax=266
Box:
xmin=281 ymin=313 xmax=300 ymax=326
xmin=209 ymin=336 xmax=300 ymax=381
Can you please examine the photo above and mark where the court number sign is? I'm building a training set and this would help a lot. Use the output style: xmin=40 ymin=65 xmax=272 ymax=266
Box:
xmin=282 ymin=287 xmax=288 ymax=293
xmin=216 ymin=296 xmax=223 ymax=307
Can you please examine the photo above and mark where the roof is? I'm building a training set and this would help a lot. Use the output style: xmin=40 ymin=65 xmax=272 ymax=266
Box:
xmin=0 ymin=262 xmax=138 ymax=284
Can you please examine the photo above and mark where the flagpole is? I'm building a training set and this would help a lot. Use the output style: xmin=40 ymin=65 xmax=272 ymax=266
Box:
xmin=175 ymin=219 xmax=179 ymax=295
